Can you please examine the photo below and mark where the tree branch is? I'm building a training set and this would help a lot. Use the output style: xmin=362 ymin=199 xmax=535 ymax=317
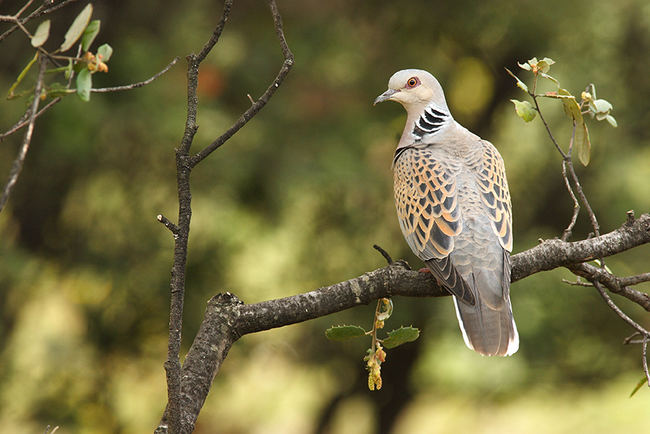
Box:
xmin=189 ymin=0 xmax=294 ymax=167
xmin=90 ymin=57 xmax=180 ymax=93
xmin=159 ymin=212 xmax=650 ymax=431
xmin=0 ymin=0 xmax=80 ymax=43
xmin=510 ymin=213 xmax=650 ymax=281
xmin=0 ymin=55 xmax=46 ymax=213
xmin=568 ymin=262 xmax=650 ymax=311
xmin=157 ymin=1 xmax=293 ymax=432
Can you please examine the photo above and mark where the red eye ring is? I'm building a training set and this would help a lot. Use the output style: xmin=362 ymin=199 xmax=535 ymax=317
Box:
xmin=406 ymin=77 xmax=420 ymax=88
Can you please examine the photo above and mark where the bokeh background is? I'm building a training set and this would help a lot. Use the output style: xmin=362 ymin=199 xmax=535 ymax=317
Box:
xmin=1 ymin=0 xmax=650 ymax=432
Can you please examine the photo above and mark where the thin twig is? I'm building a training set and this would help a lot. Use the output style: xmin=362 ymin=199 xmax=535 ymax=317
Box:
xmin=641 ymin=335 xmax=650 ymax=387
xmin=15 ymin=0 xmax=36 ymax=19
xmin=91 ymin=57 xmax=180 ymax=93
xmin=593 ymin=280 xmax=650 ymax=337
xmin=157 ymin=214 xmax=179 ymax=236
xmin=0 ymin=97 xmax=61 ymax=142
xmin=190 ymin=0 xmax=294 ymax=167
xmin=2 ymin=57 xmax=178 ymax=142
xmin=569 ymin=262 xmax=650 ymax=311
xmin=561 ymin=278 xmax=592 ymax=287
xmin=373 ymin=244 xmax=393 ymax=265
xmin=624 ymin=332 xmax=641 ymax=345
xmin=530 ymin=93 xmax=568 ymax=159
xmin=561 ymin=160 xmax=580 ymax=241
xmin=619 ymin=273 xmax=650 ymax=287
xmin=0 ymin=0 xmax=79 ymax=43
xmin=565 ymin=157 xmax=600 ymax=237
xmin=0 ymin=55 xmax=46 ymax=213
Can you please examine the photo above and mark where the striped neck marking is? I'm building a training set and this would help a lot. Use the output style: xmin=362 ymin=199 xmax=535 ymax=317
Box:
xmin=413 ymin=107 xmax=448 ymax=138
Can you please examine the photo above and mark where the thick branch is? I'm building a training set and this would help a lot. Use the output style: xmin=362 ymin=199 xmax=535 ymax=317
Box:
xmin=159 ymin=1 xmax=293 ymax=432
xmin=166 ymin=212 xmax=650 ymax=430
xmin=511 ymin=213 xmax=650 ymax=281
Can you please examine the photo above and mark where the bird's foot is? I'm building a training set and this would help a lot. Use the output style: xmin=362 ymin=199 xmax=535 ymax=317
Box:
xmin=418 ymin=267 xmax=431 ymax=273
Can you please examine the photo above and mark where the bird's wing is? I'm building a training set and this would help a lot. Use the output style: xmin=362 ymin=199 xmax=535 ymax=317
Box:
xmin=473 ymin=141 xmax=513 ymax=252
xmin=394 ymin=147 xmax=475 ymax=305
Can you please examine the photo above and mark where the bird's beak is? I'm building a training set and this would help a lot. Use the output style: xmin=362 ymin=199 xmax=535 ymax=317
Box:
xmin=373 ymin=89 xmax=398 ymax=105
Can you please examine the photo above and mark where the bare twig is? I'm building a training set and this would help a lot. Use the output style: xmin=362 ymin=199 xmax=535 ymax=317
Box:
xmin=157 ymin=214 xmax=179 ymax=236
xmin=620 ymin=273 xmax=650 ymax=287
xmin=91 ymin=57 xmax=180 ymax=93
xmin=189 ymin=0 xmax=294 ymax=167
xmin=15 ymin=0 xmax=36 ymax=19
xmin=641 ymin=335 xmax=650 ymax=387
xmin=568 ymin=262 xmax=650 ymax=311
xmin=530 ymin=92 xmax=568 ymax=159
xmin=0 ymin=0 xmax=80 ymax=43
xmin=0 ymin=55 xmax=46 ymax=213
xmin=0 ymin=97 xmax=61 ymax=142
xmin=560 ymin=160 xmax=580 ymax=241
xmin=561 ymin=278 xmax=593 ymax=287
xmin=565 ymin=157 xmax=600 ymax=237
xmin=373 ymin=244 xmax=394 ymax=265
xmin=593 ymin=281 xmax=649 ymax=337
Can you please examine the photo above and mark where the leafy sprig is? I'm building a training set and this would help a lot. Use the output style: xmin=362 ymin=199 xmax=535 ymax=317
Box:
xmin=325 ymin=298 xmax=420 ymax=391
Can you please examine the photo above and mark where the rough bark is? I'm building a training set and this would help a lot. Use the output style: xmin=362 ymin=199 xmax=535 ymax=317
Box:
xmin=154 ymin=213 xmax=650 ymax=432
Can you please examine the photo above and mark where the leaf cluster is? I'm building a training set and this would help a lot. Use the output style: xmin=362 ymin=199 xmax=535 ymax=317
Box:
xmin=8 ymin=3 xmax=114 ymax=103
xmin=507 ymin=57 xmax=616 ymax=166
xmin=325 ymin=298 xmax=420 ymax=390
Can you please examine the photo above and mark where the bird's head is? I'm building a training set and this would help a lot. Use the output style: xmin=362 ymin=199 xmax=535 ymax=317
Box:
xmin=374 ymin=69 xmax=448 ymax=113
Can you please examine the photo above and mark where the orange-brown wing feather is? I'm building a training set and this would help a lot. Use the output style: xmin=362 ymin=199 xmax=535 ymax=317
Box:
xmin=393 ymin=147 xmax=476 ymax=304
xmin=474 ymin=142 xmax=513 ymax=252
xmin=393 ymin=147 xmax=462 ymax=259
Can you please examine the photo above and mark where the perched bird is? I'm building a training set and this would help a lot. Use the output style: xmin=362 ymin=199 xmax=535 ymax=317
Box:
xmin=374 ymin=69 xmax=519 ymax=356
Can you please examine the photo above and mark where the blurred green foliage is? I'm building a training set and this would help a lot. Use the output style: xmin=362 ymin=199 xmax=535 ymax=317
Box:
xmin=1 ymin=0 xmax=650 ymax=432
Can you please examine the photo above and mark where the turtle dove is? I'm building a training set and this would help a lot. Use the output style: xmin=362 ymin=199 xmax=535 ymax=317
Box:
xmin=374 ymin=69 xmax=519 ymax=356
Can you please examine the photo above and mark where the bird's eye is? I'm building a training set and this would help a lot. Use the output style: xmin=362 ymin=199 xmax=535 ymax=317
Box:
xmin=406 ymin=77 xmax=419 ymax=88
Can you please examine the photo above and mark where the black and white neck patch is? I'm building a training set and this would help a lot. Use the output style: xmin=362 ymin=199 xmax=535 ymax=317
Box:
xmin=412 ymin=107 xmax=448 ymax=139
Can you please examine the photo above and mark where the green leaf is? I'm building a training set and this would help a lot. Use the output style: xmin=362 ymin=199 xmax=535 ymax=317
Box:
xmin=97 ymin=43 xmax=113 ymax=62
xmin=7 ymin=52 xmax=38 ymax=99
xmin=60 ymin=3 xmax=93 ymax=52
xmin=592 ymin=98 xmax=613 ymax=114
xmin=31 ymin=20 xmax=51 ymax=47
xmin=382 ymin=326 xmax=420 ymax=349
xmin=538 ymin=57 xmax=555 ymax=73
xmin=576 ymin=122 xmax=591 ymax=166
xmin=558 ymin=89 xmax=583 ymax=122
xmin=504 ymin=68 xmax=528 ymax=92
xmin=630 ymin=375 xmax=648 ymax=397
xmin=325 ymin=325 xmax=366 ymax=341
xmin=76 ymin=68 xmax=92 ymax=101
xmin=81 ymin=19 xmax=100 ymax=51
xmin=510 ymin=99 xmax=536 ymax=122
xmin=605 ymin=115 xmax=618 ymax=127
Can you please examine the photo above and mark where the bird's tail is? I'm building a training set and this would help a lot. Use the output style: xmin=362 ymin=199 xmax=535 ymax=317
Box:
xmin=452 ymin=294 xmax=519 ymax=356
